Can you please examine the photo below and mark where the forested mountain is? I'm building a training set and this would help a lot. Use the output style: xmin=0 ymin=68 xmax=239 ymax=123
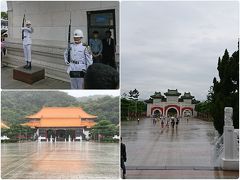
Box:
xmin=76 ymin=95 xmax=107 ymax=102
xmin=1 ymin=91 xmax=119 ymax=125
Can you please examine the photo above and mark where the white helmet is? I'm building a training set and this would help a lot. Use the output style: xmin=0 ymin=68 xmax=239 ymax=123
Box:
xmin=26 ymin=20 xmax=31 ymax=25
xmin=73 ymin=29 xmax=84 ymax=38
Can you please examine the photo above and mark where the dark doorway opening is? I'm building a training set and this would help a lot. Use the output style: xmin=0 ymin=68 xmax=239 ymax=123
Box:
xmin=87 ymin=9 xmax=116 ymax=43
xmin=153 ymin=109 xmax=161 ymax=118
xmin=167 ymin=108 xmax=178 ymax=117
xmin=56 ymin=129 xmax=66 ymax=141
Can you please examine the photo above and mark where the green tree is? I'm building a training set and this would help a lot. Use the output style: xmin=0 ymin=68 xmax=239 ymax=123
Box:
xmin=2 ymin=124 xmax=35 ymax=141
xmin=1 ymin=12 xmax=8 ymax=20
xmin=121 ymin=90 xmax=147 ymax=121
xmin=129 ymin=89 xmax=139 ymax=100
xmin=195 ymin=100 xmax=212 ymax=121
xmin=208 ymin=46 xmax=239 ymax=134
xmin=90 ymin=120 xmax=118 ymax=141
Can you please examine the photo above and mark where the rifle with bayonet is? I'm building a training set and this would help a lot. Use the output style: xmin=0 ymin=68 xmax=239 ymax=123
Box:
xmin=22 ymin=14 xmax=25 ymax=40
xmin=67 ymin=13 xmax=71 ymax=63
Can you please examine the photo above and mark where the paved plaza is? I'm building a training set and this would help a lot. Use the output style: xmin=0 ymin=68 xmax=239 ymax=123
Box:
xmin=126 ymin=169 xmax=239 ymax=179
xmin=1 ymin=141 xmax=119 ymax=179
xmin=1 ymin=66 xmax=70 ymax=89
xmin=121 ymin=117 xmax=239 ymax=178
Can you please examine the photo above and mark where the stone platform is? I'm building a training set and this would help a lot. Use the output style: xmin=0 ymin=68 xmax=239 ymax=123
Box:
xmin=13 ymin=66 xmax=45 ymax=84
xmin=1 ymin=66 xmax=70 ymax=89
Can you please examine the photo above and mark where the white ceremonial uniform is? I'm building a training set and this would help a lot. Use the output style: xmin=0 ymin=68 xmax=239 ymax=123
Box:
xmin=64 ymin=42 xmax=93 ymax=89
xmin=22 ymin=27 xmax=33 ymax=62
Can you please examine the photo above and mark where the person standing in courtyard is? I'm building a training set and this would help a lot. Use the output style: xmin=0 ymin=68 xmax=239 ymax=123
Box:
xmin=176 ymin=117 xmax=179 ymax=128
xmin=102 ymin=30 xmax=116 ymax=68
xmin=171 ymin=117 xmax=175 ymax=128
xmin=22 ymin=20 xmax=33 ymax=70
xmin=64 ymin=29 xmax=93 ymax=89
xmin=89 ymin=31 xmax=103 ymax=63
xmin=166 ymin=120 xmax=169 ymax=128
xmin=121 ymin=137 xmax=127 ymax=179
xmin=161 ymin=119 xmax=164 ymax=128
xmin=153 ymin=118 xmax=156 ymax=126
xmin=137 ymin=118 xmax=140 ymax=125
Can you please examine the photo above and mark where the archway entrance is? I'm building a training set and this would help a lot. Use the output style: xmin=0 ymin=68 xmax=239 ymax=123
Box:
xmin=153 ymin=109 xmax=161 ymax=118
xmin=167 ymin=108 xmax=178 ymax=117
xmin=183 ymin=109 xmax=192 ymax=117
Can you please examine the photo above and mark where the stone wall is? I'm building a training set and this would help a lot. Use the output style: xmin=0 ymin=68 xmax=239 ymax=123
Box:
xmin=146 ymin=101 xmax=196 ymax=117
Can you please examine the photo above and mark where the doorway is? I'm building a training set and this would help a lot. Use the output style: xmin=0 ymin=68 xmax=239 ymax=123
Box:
xmin=56 ymin=129 xmax=66 ymax=141
xmin=87 ymin=9 xmax=116 ymax=42
xmin=153 ymin=109 xmax=161 ymax=118
xmin=167 ymin=108 xmax=178 ymax=117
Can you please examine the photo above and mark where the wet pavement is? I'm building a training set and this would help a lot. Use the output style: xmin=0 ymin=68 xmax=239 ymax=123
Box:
xmin=1 ymin=141 xmax=119 ymax=179
xmin=127 ymin=169 xmax=239 ymax=179
xmin=121 ymin=117 xmax=239 ymax=178
xmin=121 ymin=117 xmax=216 ymax=168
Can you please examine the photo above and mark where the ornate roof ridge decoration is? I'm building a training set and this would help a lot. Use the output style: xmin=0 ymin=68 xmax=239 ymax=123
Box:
xmin=145 ymin=98 xmax=153 ymax=103
xmin=146 ymin=89 xmax=196 ymax=104
xmin=150 ymin=91 xmax=163 ymax=99
xmin=180 ymin=92 xmax=194 ymax=99
xmin=164 ymin=89 xmax=181 ymax=96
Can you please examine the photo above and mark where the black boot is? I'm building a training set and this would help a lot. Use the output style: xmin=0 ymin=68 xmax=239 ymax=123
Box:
xmin=26 ymin=62 xmax=32 ymax=70
xmin=24 ymin=61 xmax=28 ymax=69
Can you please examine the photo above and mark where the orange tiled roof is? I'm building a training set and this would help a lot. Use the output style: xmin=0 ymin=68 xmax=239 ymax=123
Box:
xmin=21 ymin=121 xmax=40 ymax=128
xmin=26 ymin=107 xmax=97 ymax=119
xmin=22 ymin=119 xmax=96 ymax=128
xmin=1 ymin=122 xmax=10 ymax=129
xmin=41 ymin=118 xmax=96 ymax=128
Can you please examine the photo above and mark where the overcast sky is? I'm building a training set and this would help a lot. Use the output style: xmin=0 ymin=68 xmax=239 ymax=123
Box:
xmin=61 ymin=90 xmax=120 ymax=98
xmin=1 ymin=0 xmax=7 ymax=12
xmin=121 ymin=1 xmax=239 ymax=101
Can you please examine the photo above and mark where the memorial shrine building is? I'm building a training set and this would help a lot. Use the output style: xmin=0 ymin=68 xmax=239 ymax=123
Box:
xmin=22 ymin=107 xmax=97 ymax=141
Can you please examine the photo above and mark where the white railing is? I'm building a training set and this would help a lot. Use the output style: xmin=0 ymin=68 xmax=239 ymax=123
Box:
xmin=213 ymin=134 xmax=224 ymax=166
xmin=75 ymin=136 xmax=83 ymax=141
xmin=0 ymin=135 xmax=10 ymax=140
xmin=38 ymin=136 xmax=46 ymax=142
xmin=234 ymin=129 xmax=239 ymax=157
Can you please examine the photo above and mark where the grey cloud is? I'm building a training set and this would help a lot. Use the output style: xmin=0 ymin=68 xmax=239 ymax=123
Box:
xmin=121 ymin=1 xmax=238 ymax=101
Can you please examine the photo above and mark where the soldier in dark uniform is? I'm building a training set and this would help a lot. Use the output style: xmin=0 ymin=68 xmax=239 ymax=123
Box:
xmin=121 ymin=137 xmax=127 ymax=179
xmin=102 ymin=30 xmax=116 ymax=69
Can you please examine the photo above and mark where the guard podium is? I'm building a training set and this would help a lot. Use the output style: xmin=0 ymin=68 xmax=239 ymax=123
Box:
xmin=13 ymin=66 xmax=45 ymax=84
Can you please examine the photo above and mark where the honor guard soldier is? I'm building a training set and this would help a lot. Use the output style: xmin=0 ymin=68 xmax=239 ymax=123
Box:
xmin=22 ymin=20 xmax=33 ymax=69
xmin=64 ymin=29 xmax=93 ymax=89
